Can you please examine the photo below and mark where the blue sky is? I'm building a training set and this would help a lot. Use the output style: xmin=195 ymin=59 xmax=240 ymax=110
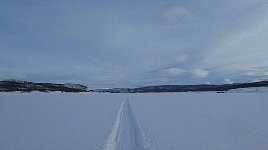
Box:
xmin=1 ymin=0 xmax=268 ymax=88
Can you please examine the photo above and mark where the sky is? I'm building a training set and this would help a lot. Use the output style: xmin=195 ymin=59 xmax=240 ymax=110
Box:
xmin=1 ymin=0 xmax=268 ymax=88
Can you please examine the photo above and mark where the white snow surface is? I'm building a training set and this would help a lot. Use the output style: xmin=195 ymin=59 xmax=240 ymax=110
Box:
xmin=103 ymin=98 xmax=144 ymax=150
xmin=1 ymin=92 xmax=268 ymax=150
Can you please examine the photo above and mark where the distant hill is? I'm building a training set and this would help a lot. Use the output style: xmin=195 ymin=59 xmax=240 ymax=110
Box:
xmin=0 ymin=80 xmax=91 ymax=92
xmin=1 ymin=80 xmax=268 ymax=93
xmin=95 ymin=81 xmax=268 ymax=93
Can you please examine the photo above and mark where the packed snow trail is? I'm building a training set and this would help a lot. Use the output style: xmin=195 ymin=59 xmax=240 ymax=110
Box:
xmin=103 ymin=98 xmax=145 ymax=150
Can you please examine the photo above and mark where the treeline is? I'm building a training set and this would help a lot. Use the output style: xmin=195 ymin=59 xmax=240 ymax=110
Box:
xmin=0 ymin=80 xmax=91 ymax=93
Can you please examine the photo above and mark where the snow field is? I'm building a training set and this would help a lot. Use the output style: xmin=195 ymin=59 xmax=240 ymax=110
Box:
xmin=1 ymin=92 xmax=268 ymax=150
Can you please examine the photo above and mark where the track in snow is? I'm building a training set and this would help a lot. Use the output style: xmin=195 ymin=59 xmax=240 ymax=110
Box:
xmin=103 ymin=98 xmax=145 ymax=150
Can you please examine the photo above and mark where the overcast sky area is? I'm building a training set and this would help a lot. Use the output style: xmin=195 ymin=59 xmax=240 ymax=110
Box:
xmin=1 ymin=0 xmax=268 ymax=88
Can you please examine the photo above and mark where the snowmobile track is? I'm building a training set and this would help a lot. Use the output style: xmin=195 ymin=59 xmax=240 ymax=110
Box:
xmin=103 ymin=98 xmax=145 ymax=150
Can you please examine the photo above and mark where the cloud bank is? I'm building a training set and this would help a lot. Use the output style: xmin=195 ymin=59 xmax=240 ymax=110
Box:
xmin=1 ymin=0 xmax=267 ymax=87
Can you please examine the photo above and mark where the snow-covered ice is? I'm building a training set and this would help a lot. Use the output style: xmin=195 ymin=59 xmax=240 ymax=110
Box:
xmin=130 ymin=93 xmax=268 ymax=150
xmin=103 ymin=98 xmax=144 ymax=150
xmin=1 ymin=92 xmax=268 ymax=150
xmin=0 ymin=93 xmax=124 ymax=150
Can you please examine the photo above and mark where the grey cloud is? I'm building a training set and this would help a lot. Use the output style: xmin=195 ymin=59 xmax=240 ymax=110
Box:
xmin=22 ymin=71 xmax=83 ymax=83
xmin=243 ymin=67 xmax=268 ymax=77
xmin=163 ymin=6 xmax=193 ymax=21
xmin=176 ymin=54 xmax=189 ymax=64
xmin=224 ymin=79 xmax=234 ymax=84
xmin=163 ymin=68 xmax=186 ymax=77
xmin=191 ymin=69 xmax=209 ymax=78
xmin=1 ymin=0 xmax=268 ymax=87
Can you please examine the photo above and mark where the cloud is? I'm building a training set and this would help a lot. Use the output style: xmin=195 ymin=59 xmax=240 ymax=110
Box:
xmin=205 ymin=81 xmax=212 ymax=85
xmin=0 ymin=70 xmax=25 ymax=80
xmin=224 ymin=79 xmax=234 ymax=84
xmin=22 ymin=71 xmax=83 ymax=83
xmin=176 ymin=54 xmax=189 ymax=63
xmin=243 ymin=67 xmax=268 ymax=77
xmin=252 ymin=79 xmax=262 ymax=82
xmin=198 ymin=8 xmax=268 ymax=77
xmin=163 ymin=6 xmax=192 ymax=21
xmin=158 ymin=68 xmax=209 ymax=79
xmin=164 ymin=68 xmax=185 ymax=77
xmin=191 ymin=69 xmax=209 ymax=78
xmin=2 ymin=1 xmax=267 ymax=87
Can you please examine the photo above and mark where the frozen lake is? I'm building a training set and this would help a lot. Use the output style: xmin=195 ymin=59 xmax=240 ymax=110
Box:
xmin=1 ymin=92 xmax=268 ymax=150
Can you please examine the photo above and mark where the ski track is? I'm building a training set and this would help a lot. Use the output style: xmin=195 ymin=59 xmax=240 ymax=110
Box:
xmin=103 ymin=98 xmax=145 ymax=150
